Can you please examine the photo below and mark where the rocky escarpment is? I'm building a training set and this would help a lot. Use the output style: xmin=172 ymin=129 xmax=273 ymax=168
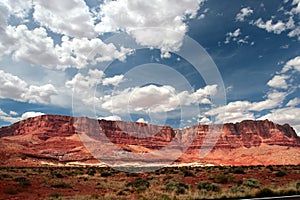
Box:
xmin=0 ymin=115 xmax=299 ymax=166
xmin=0 ymin=115 xmax=75 ymax=138
xmin=73 ymin=117 xmax=300 ymax=149
xmin=213 ymin=120 xmax=299 ymax=148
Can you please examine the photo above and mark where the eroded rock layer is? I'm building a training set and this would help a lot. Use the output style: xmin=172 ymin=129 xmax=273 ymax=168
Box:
xmin=0 ymin=115 xmax=299 ymax=166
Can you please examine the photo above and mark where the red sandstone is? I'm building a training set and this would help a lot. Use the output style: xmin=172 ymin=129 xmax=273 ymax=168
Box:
xmin=0 ymin=115 xmax=299 ymax=166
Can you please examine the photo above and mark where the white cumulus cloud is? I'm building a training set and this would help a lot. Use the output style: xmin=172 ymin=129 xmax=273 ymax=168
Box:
xmin=250 ymin=91 xmax=288 ymax=111
xmin=252 ymin=15 xmax=298 ymax=39
xmin=101 ymin=84 xmax=217 ymax=114
xmin=205 ymin=89 xmax=289 ymax=124
xmin=267 ymin=75 xmax=289 ymax=89
xmin=33 ymin=0 xmax=96 ymax=38
xmin=136 ymin=118 xmax=148 ymax=123
xmin=258 ymin=107 xmax=300 ymax=134
xmin=205 ymin=100 xmax=254 ymax=124
xmin=291 ymin=0 xmax=300 ymax=14
xmin=0 ymin=24 xmax=132 ymax=70
xmin=198 ymin=117 xmax=211 ymax=125
xmin=66 ymin=69 xmax=104 ymax=106
xmin=253 ymin=18 xmax=287 ymax=34
xmin=1 ymin=0 xmax=32 ymax=19
xmin=95 ymin=0 xmax=204 ymax=56
xmin=21 ymin=111 xmax=45 ymax=120
xmin=224 ymin=28 xmax=250 ymax=44
xmin=282 ymin=56 xmax=300 ymax=72
xmin=55 ymin=36 xmax=132 ymax=69
xmin=98 ymin=115 xmax=122 ymax=121
xmin=236 ymin=7 xmax=253 ymax=22
xmin=0 ymin=109 xmax=45 ymax=124
xmin=0 ymin=108 xmax=19 ymax=124
xmin=102 ymin=75 xmax=125 ymax=86
xmin=287 ymin=97 xmax=300 ymax=107
xmin=0 ymin=70 xmax=57 ymax=104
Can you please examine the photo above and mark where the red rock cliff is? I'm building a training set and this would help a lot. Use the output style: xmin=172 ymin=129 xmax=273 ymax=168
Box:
xmin=0 ymin=115 xmax=299 ymax=166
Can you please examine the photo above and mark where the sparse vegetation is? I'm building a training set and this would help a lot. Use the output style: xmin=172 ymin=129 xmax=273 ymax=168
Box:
xmin=100 ymin=171 xmax=112 ymax=177
xmin=87 ymin=169 xmax=96 ymax=176
xmin=51 ymin=182 xmax=72 ymax=188
xmin=210 ymin=173 xmax=235 ymax=184
xmin=255 ymin=187 xmax=277 ymax=197
xmin=165 ymin=181 xmax=188 ymax=194
xmin=126 ymin=178 xmax=150 ymax=192
xmin=4 ymin=189 xmax=18 ymax=195
xmin=275 ymin=170 xmax=287 ymax=177
xmin=0 ymin=165 xmax=299 ymax=199
xmin=90 ymin=194 xmax=100 ymax=199
xmin=50 ymin=193 xmax=61 ymax=198
xmin=54 ymin=173 xmax=64 ymax=178
xmin=230 ymin=185 xmax=245 ymax=193
xmin=243 ymin=178 xmax=261 ymax=188
xmin=182 ymin=168 xmax=195 ymax=177
xmin=296 ymin=181 xmax=300 ymax=189
xmin=230 ymin=166 xmax=246 ymax=174
xmin=198 ymin=181 xmax=221 ymax=192
xmin=0 ymin=173 xmax=13 ymax=179
xmin=14 ymin=176 xmax=31 ymax=187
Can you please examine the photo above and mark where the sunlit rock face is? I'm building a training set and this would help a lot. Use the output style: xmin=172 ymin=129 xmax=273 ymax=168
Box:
xmin=0 ymin=115 xmax=299 ymax=166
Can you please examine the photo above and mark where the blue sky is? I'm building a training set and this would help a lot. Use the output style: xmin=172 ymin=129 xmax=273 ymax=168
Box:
xmin=0 ymin=0 xmax=300 ymax=133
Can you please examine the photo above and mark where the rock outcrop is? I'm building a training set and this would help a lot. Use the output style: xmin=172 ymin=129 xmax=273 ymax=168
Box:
xmin=0 ymin=115 xmax=299 ymax=166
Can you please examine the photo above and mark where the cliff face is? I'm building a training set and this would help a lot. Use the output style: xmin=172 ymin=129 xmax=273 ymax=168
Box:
xmin=0 ymin=115 xmax=75 ymax=138
xmin=0 ymin=115 xmax=299 ymax=166
xmin=214 ymin=120 xmax=299 ymax=148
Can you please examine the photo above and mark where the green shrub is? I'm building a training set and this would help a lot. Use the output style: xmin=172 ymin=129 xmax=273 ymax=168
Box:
xmin=14 ymin=176 xmax=30 ymax=182
xmin=101 ymin=171 xmax=112 ymax=177
xmin=0 ymin=173 xmax=13 ymax=179
xmin=163 ymin=175 xmax=173 ymax=181
xmin=255 ymin=188 xmax=277 ymax=197
xmin=50 ymin=193 xmax=61 ymax=198
xmin=118 ymin=188 xmax=131 ymax=196
xmin=91 ymin=194 xmax=100 ymax=199
xmin=88 ymin=169 xmax=96 ymax=176
xmin=137 ymin=185 xmax=148 ymax=192
xmin=160 ymin=194 xmax=171 ymax=200
xmin=182 ymin=169 xmax=195 ymax=177
xmin=14 ymin=177 xmax=31 ymax=187
xmin=197 ymin=181 xmax=221 ymax=192
xmin=95 ymin=185 xmax=102 ymax=190
xmin=54 ymin=173 xmax=64 ymax=178
xmin=275 ymin=171 xmax=287 ymax=177
xmin=296 ymin=181 xmax=300 ymax=190
xmin=51 ymin=182 xmax=72 ymax=188
xmin=211 ymin=174 xmax=235 ymax=184
xmin=279 ymin=189 xmax=298 ymax=196
xmin=126 ymin=172 xmax=138 ymax=177
xmin=4 ymin=189 xmax=18 ymax=195
xmin=243 ymin=178 xmax=261 ymax=188
xmin=236 ymin=179 xmax=243 ymax=185
xmin=231 ymin=167 xmax=246 ymax=174
xmin=165 ymin=181 xmax=188 ymax=194
xmin=231 ymin=185 xmax=245 ymax=193
xmin=266 ymin=165 xmax=274 ymax=172
xmin=124 ymin=178 xmax=151 ymax=193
